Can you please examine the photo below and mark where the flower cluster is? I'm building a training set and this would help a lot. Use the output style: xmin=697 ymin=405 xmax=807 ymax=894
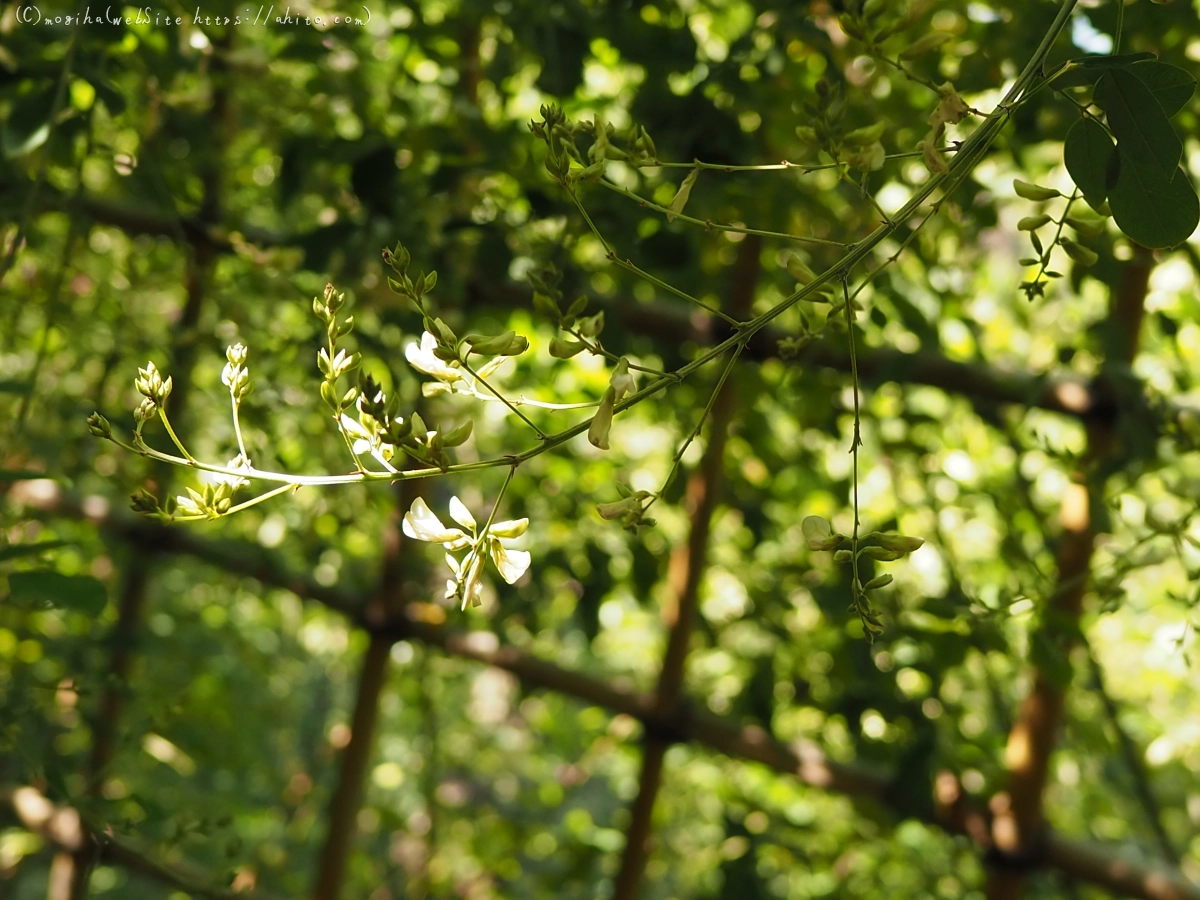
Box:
xmin=802 ymin=516 xmax=924 ymax=641
xmin=402 ymin=497 xmax=531 ymax=609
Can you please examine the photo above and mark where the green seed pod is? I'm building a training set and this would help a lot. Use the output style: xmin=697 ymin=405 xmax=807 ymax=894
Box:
xmin=862 ymin=546 xmax=905 ymax=561
xmin=1017 ymin=215 xmax=1051 ymax=231
xmin=441 ymin=420 xmax=473 ymax=447
xmin=1013 ymin=179 xmax=1061 ymax=201
xmin=1060 ymin=237 xmax=1098 ymax=266
xmin=668 ymin=168 xmax=700 ymax=222
xmin=875 ymin=533 xmax=924 ymax=553
xmin=899 ymin=31 xmax=951 ymax=60
xmin=550 ymin=337 xmax=586 ymax=359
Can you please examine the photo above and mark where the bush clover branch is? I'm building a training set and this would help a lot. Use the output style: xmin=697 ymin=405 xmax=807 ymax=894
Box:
xmin=88 ymin=0 xmax=1081 ymax=631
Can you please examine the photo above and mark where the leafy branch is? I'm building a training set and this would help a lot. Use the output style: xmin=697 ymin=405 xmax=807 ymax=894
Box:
xmin=89 ymin=0 xmax=1085 ymax=636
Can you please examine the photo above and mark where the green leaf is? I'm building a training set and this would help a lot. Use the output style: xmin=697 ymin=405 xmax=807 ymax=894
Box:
xmin=7 ymin=570 xmax=108 ymax=616
xmin=1063 ymin=118 xmax=1116 ymax=209
xmin=1071 ymin=52 xmax=1157 ymax=70
xmin=1128 ymin=61 xmax=1196 ymax=118
xmin=1095 ymin=69 xmax=1181 ymax=176
xmin=1108 ymin=155 xmax=1199 ymax=249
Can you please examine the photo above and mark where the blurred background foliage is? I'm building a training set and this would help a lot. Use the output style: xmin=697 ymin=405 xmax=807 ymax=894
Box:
xmin=3 ymin=0 xmax=1200 ymax=898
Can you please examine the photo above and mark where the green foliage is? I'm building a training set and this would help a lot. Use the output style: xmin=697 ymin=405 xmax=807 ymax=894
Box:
xmin=1057 ymin=54 xmax=1199 ymax=248
xmin=5 ymin=1 xmax=1200 ymax=898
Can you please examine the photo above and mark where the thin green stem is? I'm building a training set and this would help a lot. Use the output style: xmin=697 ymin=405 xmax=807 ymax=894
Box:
xmin=480 ymin=465 xmax=518 ymax=537
xmin=564 ymin=330 xmax=669 ymax=377
xmin=1114 ymin=0 xmax=1124 ymax=54
xmin=844 ymin=279 xmax=863 ymax=603
xmin=468 ymin=389 xmax=601 ymax=411
xmin=114 ymin=433 xmax=505 ymax=485
xmin=859 ymin=176 xmax=895 ymax=226
xmin=158 ymin=408 xmax=197 ymax=463
xmin=597 ymin=180 xmax=849 ymax=248
xmin=461 ymin=358 xmax=549 ymax=439
xmin=1030 ymin=190 xmax=1080 ymax=291
xmin=568 ymin=185 xmax=739 ymax=326
xmin=648 ymin=343 xmax=743 ymax=512
xmin=230 ymin=398 xmax=251 ymax=466
xmin=337 ymin=423 xmax=370 ymax=475
xmin=568 ymin=191 xmax=613 ymax=255
xmin=605 ymin=252 xmax=741 ymax=326
xmin=649 ymin=149 xmax=936 ymax=173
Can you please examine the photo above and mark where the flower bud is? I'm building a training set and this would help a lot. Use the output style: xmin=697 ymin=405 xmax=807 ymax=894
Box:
xmin=467 ymin=330 xmax=530 ymax=357
xmin=597 ymin=498 xmax=638 ymax=520
xmin=134 ymin=397 xmax=157 ymax=423
xmin=610 ymin=357 xmax=635 ymax=401
xmin=588 ymin=387 xmax=615 ymax=450
xmin=130 ymin=488 xmax=160 ymax=515
xmin=87 ymin=412 xmax=112 ymax=439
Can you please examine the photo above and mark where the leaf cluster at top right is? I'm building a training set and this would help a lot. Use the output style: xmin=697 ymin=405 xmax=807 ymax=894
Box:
xmin=1061 ymin=54 xmax=1198 ymax=249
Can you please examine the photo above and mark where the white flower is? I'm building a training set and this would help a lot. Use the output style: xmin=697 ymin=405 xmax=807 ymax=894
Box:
xmin=402 ymin=496 xmax=533 ymax=609
xmin=407 ymin=331 xmax=508 ymax=397
xmin=339 ymin=413 xmax=374 ymax=455
xmin=448 ymin=496 xmax=476 ymax=531
xmin=405 ymin=332 xmax=463 ymax=384
xmin=402 ymin=497 xmax=472 ymax=550
xmin=488 ymin=536 xmax=530 ymax=584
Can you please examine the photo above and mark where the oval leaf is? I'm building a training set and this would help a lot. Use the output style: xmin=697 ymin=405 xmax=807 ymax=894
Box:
xmin=1095 ymin=69 xmax=1181 ymax=176
xmin=1108 ymin=155 xmax=1199 ymax=249
xmin=1128 ymin=61 xmax=1196 ymax=118
xmin=1063 ymin=118 xmax=1116 ymax=209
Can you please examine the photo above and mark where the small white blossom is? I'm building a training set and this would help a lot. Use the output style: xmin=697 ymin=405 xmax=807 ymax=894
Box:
xmin=402 ymin=495 xmax=532 ymax=609
xmin=405 ymin=332 xmax=463 ymax=384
